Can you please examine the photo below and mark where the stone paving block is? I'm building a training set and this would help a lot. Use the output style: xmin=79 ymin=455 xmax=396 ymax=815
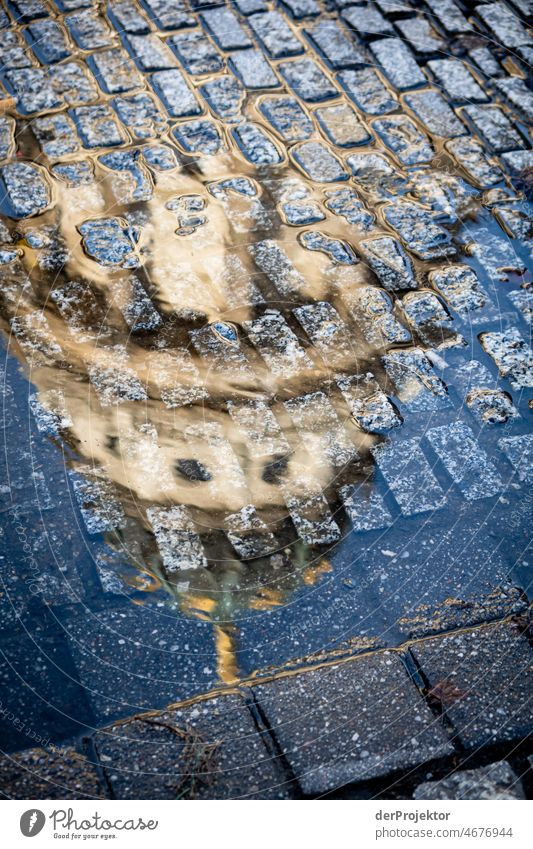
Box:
xmin=58 ymin=606 xmax=218 ymax=723
xmin=292 ymin=140 xmax=348 ymax=182
xmin=347 ymin=151 xmax=405 ymax=199
xmin=463 ymin=105 xmax=524 ymax=153
xmin=359 ymin=235 xmax=415 ymax=291
xmin=225 ymin=504 xmax=276 ymax=559
xmin=244 ymin=310 xmax=313 ymax=377
xmin=453 ymin=361 xmax=518 ymax=425
xmin=446 ymin=136 xmax=503 ymax=188
xmin=413 ymin=760 xmax=525 ymax=800
xmin=428 ymin=59 xmax=487 ymax=105
xmin=340 ymin=483 xmax=393 ymax=533
xmin=142 ymin=0 xmax=194 ymax=30
xmin=425 ymin=422 xmax=505 ymax=501
xmin=480 ymin=328 xmax=533 ymax=390
xmin=258 ymin=94 xmax=313 ymax=141
xmin=410 ymin=622 xmax=533 ymax=749
xmin=494 ymin=77 xmax=533 ymax=123
xmin=168 ymin=30 xmax=223 ymax=76
xmin=248 ymin=10 xmax=304 ymax=58
xmin=424 ymin=0 xmax=472 ymax=35
xmin=69 ymin=466 xmax=126 ymax=534
xmin=190 ymin=323 xmax=253 ymax=379
xmin=372 ymin=438 xmax=445 ymax=516
xmin=428 ymin=264 xmax=494 ymax=322
xmin=284 ymin=391 xmax=357 ymax=470
xmin=469 ymin=46 xmax=503 ymax=80
xmin=372 ymin=115 xmax=433 ymax=166
xmin=232 ymin=122 xmax=283 ymax=165
xmin=281 ymin=469 xmax=341 ymax=545
xmin=336 ymin=372 xmax=402 ymax=433
xmin=150 ymin=68 xmax=201 ymax=118
xmin=498 ymin=434 xmax=533 ymax=484
xmin=305 ymin=19 xmax=368 ymax=70
xmin=0 ymin=29 xmax=32 ymax=69
xmin=395 ymin=17 xmax=446 ymax=55
xmin=315 ymin=103 xmax=371 ymax=148
xmin=476 ymin=2 xmax=531 ymax=50
xmin=108 ymin=1 xmax=151 ymax=35
xmin=279 ymin=57 xmax=338 ymax=103
xmin=26 ymin=18 xmax=71 ymax=64
xmin=383 ymin=200 xmax=454 ymax=260
xmin=248 ymin=239 xmax=306 ymax=297
xmin=370 ymin=37 xmax=426 ymax=91
xmin=67 ymin=10 xmax=115 ymax=51
xmin=146 ymin=505 xmax=208 ymax=572
xmin=228 ymin=399 xmax=289 ymax=458
xmin=253 ymin=652 xmax=453 ymax=795
xmin=500 ymin=150 xmax=533 ymax=177
xmin=71 ymin=104 xmax=128 ymax=148
xmin=399 ymin=289 xmax=462 ymax=349
xmin=0 ymin=746 xmax=105 ymax=800
xmin=282 ymin=0 xmax=320 ymax=19
xmin=341 ymin=4 xmax=394 ymax=40
xmin=382 ymin=347 xmax=450 ymax=411
xmin=91 ymin=48 xmax=144 ymax=95
xmin=200 ymin=7 xmax=252 ymax=51
xmin=339 ymin=68 xmax=398 ymax=115
xmin=404 ymin=89 xmax=466 ymax=138
xmin=293 ymin=301 xmax=353 ymax=365
xmin=229 ymin=49 xmax=280 ymax=90
xmin=94 ymin=694 xmax=289 ymax=799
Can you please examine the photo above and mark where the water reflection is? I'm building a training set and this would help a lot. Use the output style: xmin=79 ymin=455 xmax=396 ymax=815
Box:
xmin=1 ymin=143 xmax=394 ymax=661
xmin=2 ymin=93 xmax=486 ymax=686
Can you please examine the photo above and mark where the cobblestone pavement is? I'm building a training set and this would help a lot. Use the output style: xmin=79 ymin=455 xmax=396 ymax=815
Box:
xmin=2 ymin=619 xmax=533 ymax=799
xmin=0 ymin=0 xmax=532 ymax=799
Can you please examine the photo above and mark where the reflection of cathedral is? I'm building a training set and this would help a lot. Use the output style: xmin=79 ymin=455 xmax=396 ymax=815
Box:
xmin=0 ymin=143 xmax=399 ymax=636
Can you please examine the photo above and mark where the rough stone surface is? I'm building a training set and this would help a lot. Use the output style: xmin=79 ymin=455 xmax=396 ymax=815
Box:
xmin=0 ymin=747 xmax=105 ymax=800
xmin=94 ymin=694 xmax=289 ymax=799
xmin=413 ymin=761 xmax=525 ymax=801
xmin=411 ymin=623 xmax=533 ymax=750
xmin=253 ymin=652 xmax=453 ymax=796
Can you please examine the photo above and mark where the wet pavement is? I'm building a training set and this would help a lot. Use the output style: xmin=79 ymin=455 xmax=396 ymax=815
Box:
xmin=0 ymin=0 xmax=532 ymax=799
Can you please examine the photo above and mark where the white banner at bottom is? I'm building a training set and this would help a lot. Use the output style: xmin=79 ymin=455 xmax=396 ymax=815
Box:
xmin=4 ymin=799 xmax=532 ymax=849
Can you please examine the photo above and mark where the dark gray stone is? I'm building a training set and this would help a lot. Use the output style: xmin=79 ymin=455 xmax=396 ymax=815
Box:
xmin=200 ymin=7 xmax=252 ymax=51
xmin=248 ymin=11 xmax=305 ymax=58
xmin=279 ymin=58 xmax=338 ymax=102
xmin=168 ymin=30 xmax=223 ymax=75
xmin=413 ymin=761 xmax=525 ymax=800
xmin=95 ymin=694 xmax=289 ymax=799
xmin=0 ymin=747 xmax=105 ymax=800
xmin=253 ymin=652 xmax=453 ymax=795
xmin=411 ymin=623 xmax=533 ymax=749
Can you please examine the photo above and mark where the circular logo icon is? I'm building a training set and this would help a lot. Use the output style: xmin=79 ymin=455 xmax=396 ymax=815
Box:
xmin=20 ymin=810 xmax=46 ymax=837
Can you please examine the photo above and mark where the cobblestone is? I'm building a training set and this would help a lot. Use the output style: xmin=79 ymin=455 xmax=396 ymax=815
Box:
xmin=414 ymin=761 xmax=525 ymax=801
xmin=94 ymin=694 xmax=289 ymax=799
xmin=411 ymin=623 xmax=533 ymax=750
xmin=0 ymin=747 xmax=105 ymax=800
xmin=253 ymin=652 xmax=453 ymax=795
